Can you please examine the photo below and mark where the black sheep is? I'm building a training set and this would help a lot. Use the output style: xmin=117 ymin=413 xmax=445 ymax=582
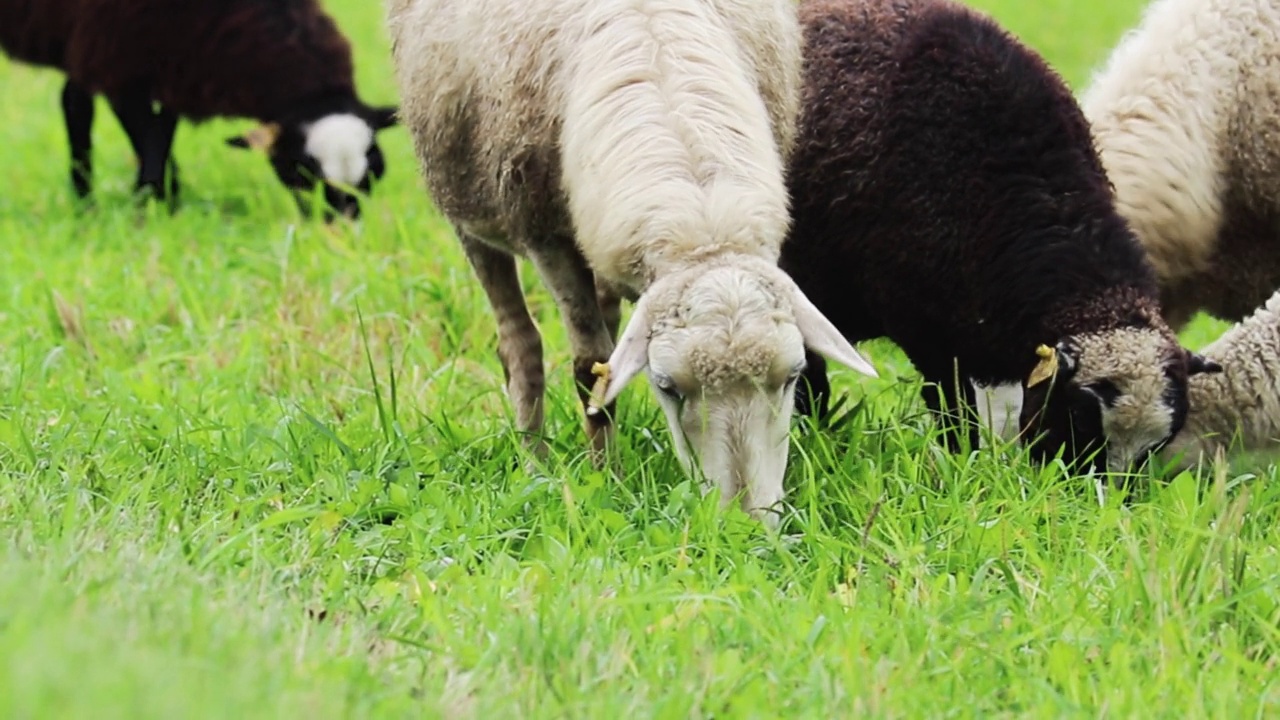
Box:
xmin=0 ymin=0 xmax=398 ymax=218
xmin=782 ymin=0 xmax=1221 ymax=472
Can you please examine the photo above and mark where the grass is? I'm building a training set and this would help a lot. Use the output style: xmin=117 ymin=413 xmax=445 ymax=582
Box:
xmin=2 ymin=0 xmax=1278 ymax=717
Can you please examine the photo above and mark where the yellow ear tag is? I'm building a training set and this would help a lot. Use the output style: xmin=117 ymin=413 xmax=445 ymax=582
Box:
xmin=587 ymin=362 xmax=611 ymax=411
xmin=1027 ymin=344 xmax=1058 ymax=388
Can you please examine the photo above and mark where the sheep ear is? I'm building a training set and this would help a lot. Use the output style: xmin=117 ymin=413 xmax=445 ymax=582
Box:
xmin=791 ymin=284 xmax=877 ymax=377
xmin=226 ymin=123 xmax=280 ymax=153
xmin=365 ymin=105 xmax=399 ymax=131
xmin=1187 ymin=351 xmax=1223 ymax=376
xmin=587 ymin=299 xmax=651 ymax=415
xmin=1027 ymin=345 xmax=1059 ymax=388
xmin=1028 ymin=340 xmax=1080 ymax=388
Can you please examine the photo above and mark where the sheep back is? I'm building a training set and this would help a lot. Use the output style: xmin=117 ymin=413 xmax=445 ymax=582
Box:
xmin=62 ymin=0 xmax=356 ymax=122
xmin=0 ymin=0 xmax=78 ymax=67
xmin=1082 ymin=0 xmax=1280 ymax=328
xmin=387 ymin=0 xmax=800 ymax=292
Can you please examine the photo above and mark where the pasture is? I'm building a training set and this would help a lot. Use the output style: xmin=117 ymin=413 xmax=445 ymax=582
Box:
xmin=2 ymin=0 xmax=1278 ymax=716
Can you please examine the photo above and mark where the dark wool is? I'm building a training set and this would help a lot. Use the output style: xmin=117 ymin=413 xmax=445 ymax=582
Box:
xmin=783 ymin=0 xmax=1182 ymax=455
xmin=0 ymin=0 xmax=76 ymax=67
xmin=72 ymin=0 xmax=355 ymax=123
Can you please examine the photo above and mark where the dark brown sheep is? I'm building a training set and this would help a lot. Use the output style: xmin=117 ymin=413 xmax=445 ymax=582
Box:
xmin=782 ymin=0 xmax=1221 ymax=472
xmin=0 ymin=0 xmax=397 ymax=218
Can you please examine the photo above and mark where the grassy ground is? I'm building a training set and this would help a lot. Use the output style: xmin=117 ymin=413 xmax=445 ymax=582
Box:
xmin=2 ymin=0 xmax=1278 ymax=717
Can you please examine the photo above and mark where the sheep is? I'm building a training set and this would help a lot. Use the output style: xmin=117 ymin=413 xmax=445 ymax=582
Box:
xmin=1160 ymin=289 xmax=1280 ymax=468
xmin=386 ymin=0 xmax=877 ymax=526
xmin=1080 ymin=0 xmax=1280 ymax=332
xmin=780 ymin=0 xmax=1222 ymax=473
xmin=0 ymin=0 xmax=398 ymax=218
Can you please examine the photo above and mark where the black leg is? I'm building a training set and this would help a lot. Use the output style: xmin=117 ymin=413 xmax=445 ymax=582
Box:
xmin=61 ymin=80 xmax=96 ymax=199
xmin=144 ymin=106 xmax=180 ymax=206
xmin=108 ymin=88 xmax=180 ymax=207
xmin=107 ymin=89 xmax=148 ymax=160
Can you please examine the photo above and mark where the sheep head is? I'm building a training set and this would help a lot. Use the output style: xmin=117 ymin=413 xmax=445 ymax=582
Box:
xmin=226 ymin=101 xmax=398 ymax=221
xmin=1018 ymin=327 xmax=1221 ymax=473
xmin=588 ymin=256 xmax=875 ymax=527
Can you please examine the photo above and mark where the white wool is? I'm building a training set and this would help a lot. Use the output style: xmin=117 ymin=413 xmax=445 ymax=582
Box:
xmin=1161 ymin=290 xmax=1280 ymax=469
xmin=1081 ymin=0 xmax=1280 ymax=328
xmin=558 ymin=0 xmax=791 ymax=286
xmin=304 ymin=113 xmax=373 ymax=187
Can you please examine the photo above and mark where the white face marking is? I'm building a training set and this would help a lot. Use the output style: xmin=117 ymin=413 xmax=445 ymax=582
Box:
xmin=303 ymin=113 xmax=374 ymax=188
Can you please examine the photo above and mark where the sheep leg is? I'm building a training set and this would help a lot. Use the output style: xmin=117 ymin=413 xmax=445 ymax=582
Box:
xmin=526 ymin=241 xmax=617 ymax=462
xmin=596 ymin=276 xmax=623 ymax=341
xmin=106 ymin=100 xmax=146 ymax=161
xmin=61 ymin=80 xmax=95 ymax=200
xmin=106 ymin=91 xmax=153 ymax=183
xmin=138 ymin=107 xmax=180 ymax=206
xmin=460 ymin=233 xmax=548 ymax=455
xmin=107 ymin=89 xmax=180 ymax=206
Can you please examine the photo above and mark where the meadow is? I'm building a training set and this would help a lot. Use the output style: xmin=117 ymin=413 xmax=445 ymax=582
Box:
xmin=2 ymin=0 xmax=1278 ymax=717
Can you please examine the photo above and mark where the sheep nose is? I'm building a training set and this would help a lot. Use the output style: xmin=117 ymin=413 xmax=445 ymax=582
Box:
xmin=324 ymin=190 xmax=362 ymax=221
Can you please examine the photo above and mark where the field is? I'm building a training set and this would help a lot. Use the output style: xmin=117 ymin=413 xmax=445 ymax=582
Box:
xmin=2 ymin=1 xmax=1278 ymax=717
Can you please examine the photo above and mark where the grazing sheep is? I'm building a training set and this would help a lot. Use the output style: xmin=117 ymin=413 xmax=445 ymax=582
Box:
xmin=1160 ymin=290 xmax=1280 ymax=467
xmin=0 ymin=0 xmax=398 ymax=218
xmin=1081 ymin=0 xmax=1280 ymax=332
xmin=387 ymin=0 xmax=876 ymax=526
xmin=984 ymin=290 xmax=1280 ymax=470
xmin=782 ymin=0 xmax=1220 ymax=472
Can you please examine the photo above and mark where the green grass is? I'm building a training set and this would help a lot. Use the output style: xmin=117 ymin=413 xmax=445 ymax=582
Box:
xmin=2 ymin=0 xmax=1277 ymax=717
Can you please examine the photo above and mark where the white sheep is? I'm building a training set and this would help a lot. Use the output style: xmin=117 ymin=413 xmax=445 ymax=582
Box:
xmin=1080 ymin=0 xmax=1280 ymax=332
xmin=1161 ymin=289 xmax=1280 ymax=468
xmin=386 ymin=0 xmax=876 ymax=526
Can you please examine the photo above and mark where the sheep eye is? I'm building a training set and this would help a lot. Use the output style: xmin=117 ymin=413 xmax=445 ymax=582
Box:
xmin=654 ymin=375 xmax=684 ymax=401
xmin=784 ymin=362 xmax=807 ymax=386
xmin=1084 ymin=379 xmax=1122 ymax=408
